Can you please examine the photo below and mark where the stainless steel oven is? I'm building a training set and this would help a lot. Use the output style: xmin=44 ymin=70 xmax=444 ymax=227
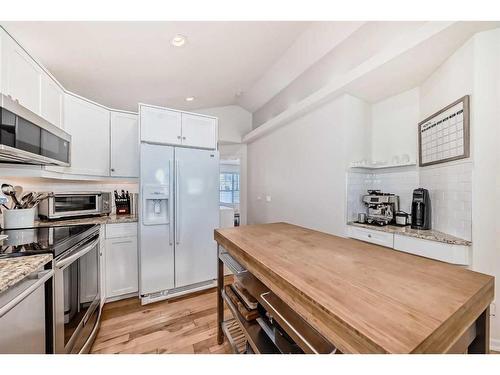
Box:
xmin=38 ymin=192 xmax=111 ymax=220
xmin=54 ymin=225 xmax=101 ymax=354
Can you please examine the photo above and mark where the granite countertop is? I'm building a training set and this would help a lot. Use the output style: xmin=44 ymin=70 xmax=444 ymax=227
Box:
xmin=34 ymin=214 xmax=138 ymax=227
xmin=347 ymin=222 xmax=472 ymax=246
xmin=0 ymin=254 xmax=53 ymax=293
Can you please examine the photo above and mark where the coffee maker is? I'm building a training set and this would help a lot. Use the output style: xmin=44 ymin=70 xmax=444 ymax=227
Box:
xmin=362 ymin=190 xmax=399 ymax=226
xmin=411 ymin=188 xmax=431 ymax=230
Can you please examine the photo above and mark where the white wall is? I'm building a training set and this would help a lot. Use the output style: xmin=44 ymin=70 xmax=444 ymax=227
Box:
xmin=195 ymin=105 xmax=252 ymax=144
xmin=247 ymin=94 xmax=370 ymax=236
xmin=371 ymin=88 xmax=419 ymax=164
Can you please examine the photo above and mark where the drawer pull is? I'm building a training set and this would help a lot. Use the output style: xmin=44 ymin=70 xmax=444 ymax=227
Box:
xmin=219 ymin=249 xmax=247 ymax=275
xmin=368 ymin=234 xmax=372 ymax=238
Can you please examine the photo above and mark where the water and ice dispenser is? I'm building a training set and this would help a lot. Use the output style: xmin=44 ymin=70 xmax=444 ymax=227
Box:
xmin=142 ymin=184 xmax=170 ymax=225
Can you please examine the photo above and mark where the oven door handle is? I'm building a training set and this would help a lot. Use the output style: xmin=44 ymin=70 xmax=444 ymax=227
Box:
xmin=56 ymin=238 xmax=99 ymax=269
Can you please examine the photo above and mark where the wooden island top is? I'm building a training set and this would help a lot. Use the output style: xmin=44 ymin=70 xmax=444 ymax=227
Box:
xmin=214 ymin=223 xmax=494 ymax=353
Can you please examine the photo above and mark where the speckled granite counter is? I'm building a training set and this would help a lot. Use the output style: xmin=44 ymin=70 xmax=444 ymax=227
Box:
xmin=0 ymin=254 xmax=53 ymax=293
xmin=34 ymin=214 xmax=137 ymax=228
xmin=348 ymin=222 xmax=472 ymax=246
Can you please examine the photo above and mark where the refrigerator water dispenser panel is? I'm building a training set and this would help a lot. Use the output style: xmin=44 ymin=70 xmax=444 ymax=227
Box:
xmin=142 ymin=184 xmax=170 ymax=225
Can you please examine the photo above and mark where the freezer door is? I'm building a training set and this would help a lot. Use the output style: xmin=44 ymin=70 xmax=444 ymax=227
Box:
xmin=139 ymin=143 xmax=175 ymax=295
xmin=174 ymin=147 xmax=220 ymax=288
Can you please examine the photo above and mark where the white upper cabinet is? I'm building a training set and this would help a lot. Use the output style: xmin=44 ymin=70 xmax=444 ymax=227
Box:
xmin=110 ymin=111 xmax=139 ymax=177
xmin=140 ymin=105 xmax=217 ymax=149
xmin=181 ymin=113 xmax=217 ymax=149
xmin=1 ymin=34 xmax=41 ymax=115
xmin=140 ymin=106 xmax=182 ymax=145
xmin=41 ymin=75 xmax=64 ymax=129
xmin=62 ymin=94 xmax=110 ymax=176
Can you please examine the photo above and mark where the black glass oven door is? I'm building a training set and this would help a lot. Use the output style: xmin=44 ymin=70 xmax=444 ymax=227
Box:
xmin=62 ymin=238 xmax=99 ymax=352
xmin=41 ymin=129 xmax=70 ymax=164
xmin=16 ymin=117 xmax=41 ymax=155
xmin=54 ymin=195 xmax=98 ymax=215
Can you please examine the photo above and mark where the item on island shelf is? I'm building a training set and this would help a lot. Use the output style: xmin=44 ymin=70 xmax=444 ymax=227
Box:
xmin=224 ymin=285 xmax=259 ymax=321
xmin=357 ymin=213 xmax=366 ymax=223
xmin=362 ymin=190 xmax=399 ymax=226
xmin=231 ymin=281 xmax=258 ymax=310
xmin=395 ymin=211 xmax=410 ymax=226
xmin=411 ymin=188 xmax=432 ymax=230
xmin=114 ymin=190 xmax=131 ymax=215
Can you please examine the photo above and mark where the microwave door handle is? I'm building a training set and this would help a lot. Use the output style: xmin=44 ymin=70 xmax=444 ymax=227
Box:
xmin=175 ymin=160 xmax=180 ymax=245
xmin=56 ymin=237 xmax=99 ymax=269
xmin=169 ymin=159 xmax=174 ymax=245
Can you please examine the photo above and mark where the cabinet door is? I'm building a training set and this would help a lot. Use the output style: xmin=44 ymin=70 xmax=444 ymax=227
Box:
xmin=181 ymin=113 xmax=217 ymax=149
xmin=61 ymin=94 xmax=110 ymax=176
xmin=140 ymin=106 xmax=181 ymax=145
xmin=3 ymin=37 xmax=41 ymax=115
xmin=105 ymin=236 xmax=138 ymax=298
xmin=41 ymin=75 xmax=63 ymax=128
xmin=110 ymin=112 xmax=139 ymax=177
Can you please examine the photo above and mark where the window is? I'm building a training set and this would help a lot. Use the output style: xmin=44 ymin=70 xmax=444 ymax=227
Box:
xmin=220 ymin=172 xmax=240 ymax=205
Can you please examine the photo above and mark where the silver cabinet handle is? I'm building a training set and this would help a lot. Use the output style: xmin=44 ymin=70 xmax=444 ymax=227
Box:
xmin=169 ymin=159 xmax=174 ymax=245
xmin=0 ymin=269 xmax=54 ymax=318
xmin=175 ymin=160 xmax=180 ymax=245
xmin=111 ymin=240 xmax=133 ymax=245
xmin=56 ymin=238 xmax=99 ymax=269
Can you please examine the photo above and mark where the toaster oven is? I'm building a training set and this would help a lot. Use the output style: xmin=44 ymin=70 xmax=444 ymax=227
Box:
xmin=38 ymin=192 xmax=111 ymax=220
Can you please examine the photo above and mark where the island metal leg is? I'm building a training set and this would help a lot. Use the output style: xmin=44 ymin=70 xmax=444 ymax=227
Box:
xmin=217 ymin=244 xmax=224 ymax=345
xmin=469 ymin=306 xmax=490 ymax=354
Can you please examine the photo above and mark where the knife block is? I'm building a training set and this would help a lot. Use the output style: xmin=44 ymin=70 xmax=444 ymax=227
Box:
xmin=115 ymin=197 xmax=130 ymax=215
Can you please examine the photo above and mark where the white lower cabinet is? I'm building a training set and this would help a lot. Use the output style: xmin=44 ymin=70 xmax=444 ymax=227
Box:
xmin=347 ymin=225 xmax=471 ymax=266
xmin=393 ymin=234 xmax=471 ymax=266
xmin=104 ymin=223 xmax=138 ymax=300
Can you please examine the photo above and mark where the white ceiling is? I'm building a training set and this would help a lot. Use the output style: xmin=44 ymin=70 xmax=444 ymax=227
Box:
xmin=1 ymin=21 xmax=309 ymax=112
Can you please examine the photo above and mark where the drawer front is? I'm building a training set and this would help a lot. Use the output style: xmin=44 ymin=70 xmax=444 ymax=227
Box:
xmin=105 ymin=222 xmax=137 ymax=239
xmin=393 ymin=234 xmax=471 ymax=266
xmin=347 ymin=226 xmax=394 ymax=248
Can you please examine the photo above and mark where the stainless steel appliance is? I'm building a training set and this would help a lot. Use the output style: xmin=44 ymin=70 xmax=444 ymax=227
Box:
xmin=395 ymin=211 xmax=410 ymax=226
xmin=411 ymin=188 xmax=432 ymax=230
xmin=0 ymin=224 xmax=101 ymax=354
xmin=0 ymin=266 xmax=54 ymax=353
xmin=38 ymin=192 xmax=111 ymax=220
xmin=0 ymin=94 xmax=71 ymax=166
xmin=362 ymin=190 xmax=400 ymax=226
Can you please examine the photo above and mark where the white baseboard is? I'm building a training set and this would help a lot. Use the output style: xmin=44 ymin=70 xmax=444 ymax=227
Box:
xmin=491 ymin=338 xmax=500 ymax=352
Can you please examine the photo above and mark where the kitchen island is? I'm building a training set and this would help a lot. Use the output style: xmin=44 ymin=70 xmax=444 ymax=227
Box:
xmin=214 ymin=223 xmax=494 ymax=354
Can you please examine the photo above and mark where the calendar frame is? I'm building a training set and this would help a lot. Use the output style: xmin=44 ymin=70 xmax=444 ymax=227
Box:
xmin=418 ymin=95 xmax=470 ymax=167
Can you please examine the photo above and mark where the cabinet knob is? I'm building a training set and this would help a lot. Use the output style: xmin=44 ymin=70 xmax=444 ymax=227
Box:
xmin=368 ymin=234 xmax=372 ymax=238
xmin=177 ymin=135 xmax=181 ymax=139
xmin=182 ymin=136 xmax=186 ymax=140
xmin=110 ymin=168 xmax=115 ymax=172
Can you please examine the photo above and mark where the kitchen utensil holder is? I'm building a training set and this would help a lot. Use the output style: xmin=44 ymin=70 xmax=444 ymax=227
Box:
xmin=115 ymin=197 xmax=130 ymax=215
xmin=2 ymin=208 xmax=36 ymax=229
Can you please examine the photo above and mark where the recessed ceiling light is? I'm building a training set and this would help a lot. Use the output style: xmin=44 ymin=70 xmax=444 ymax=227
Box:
xmin=185 ymin=96 xmax=195 ymax=102
xmin=171 ymin=34 xmax=187 ymax=47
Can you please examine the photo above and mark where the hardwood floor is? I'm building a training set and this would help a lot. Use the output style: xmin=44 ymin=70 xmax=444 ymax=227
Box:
xmin=91 ymin=284 xmax=234 ymax=354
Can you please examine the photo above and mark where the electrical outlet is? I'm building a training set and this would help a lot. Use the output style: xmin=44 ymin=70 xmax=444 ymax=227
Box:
xmin=491 ymin=302 xmax=496 ymax=317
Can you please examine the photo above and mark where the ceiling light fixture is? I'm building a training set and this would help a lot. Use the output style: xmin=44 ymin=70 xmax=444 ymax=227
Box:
xmin=171 ymin=34 xmax=187 ymax=47
xmin=185 ymin=96 xmax=195 ymax=102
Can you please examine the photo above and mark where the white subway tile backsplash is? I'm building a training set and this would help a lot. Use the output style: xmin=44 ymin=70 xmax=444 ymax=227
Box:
xmin=347 ymin=161 xmax=472 ymax=241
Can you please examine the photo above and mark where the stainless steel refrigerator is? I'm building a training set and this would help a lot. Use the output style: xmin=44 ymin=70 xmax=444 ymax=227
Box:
xmin=139 ymin=143 xmax=219 ymax=304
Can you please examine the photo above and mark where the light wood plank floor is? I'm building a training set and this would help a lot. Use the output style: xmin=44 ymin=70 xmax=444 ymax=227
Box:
xmin=91 ymin=284 xmax=233 ymax=354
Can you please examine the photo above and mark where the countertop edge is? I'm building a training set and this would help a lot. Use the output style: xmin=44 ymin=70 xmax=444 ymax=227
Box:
xmin=0 ymin=254 xmax=53 ymax=294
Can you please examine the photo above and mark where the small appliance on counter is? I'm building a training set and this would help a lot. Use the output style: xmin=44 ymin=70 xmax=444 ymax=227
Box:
xmin=411 ymin=188 xmax=431 ymax=230
xmin=38 ymin=191 xmax=111 ymax=220
xmin=395 ymin=211 xmax=410 ymax=227
xmin=361 ymin=190 xmax=400 ymax=226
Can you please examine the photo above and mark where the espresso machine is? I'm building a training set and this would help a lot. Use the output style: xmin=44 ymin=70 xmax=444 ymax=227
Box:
xmin=411 ymin=188 xmax=431 ymax=230
xmin=362 ymin=190 xmax=400 ymax=226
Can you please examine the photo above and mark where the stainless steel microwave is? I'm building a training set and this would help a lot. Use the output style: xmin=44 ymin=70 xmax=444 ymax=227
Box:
xmin=0 ymin=94 xmax=71 ymax=166
xmin=38 ymin=192 xmax=111 ymax=220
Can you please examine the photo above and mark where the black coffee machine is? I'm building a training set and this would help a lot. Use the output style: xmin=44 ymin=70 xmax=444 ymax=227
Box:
xmin=411 ymin=188 xmax=431 ymax=230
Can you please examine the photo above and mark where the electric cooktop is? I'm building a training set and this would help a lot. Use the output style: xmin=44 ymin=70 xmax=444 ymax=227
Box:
xmin=0 ymin=224 xmax=98 ymax=259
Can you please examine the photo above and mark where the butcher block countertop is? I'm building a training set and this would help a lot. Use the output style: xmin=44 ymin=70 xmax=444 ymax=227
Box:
xmin=214 ymin=223 xmax=494 ymax=353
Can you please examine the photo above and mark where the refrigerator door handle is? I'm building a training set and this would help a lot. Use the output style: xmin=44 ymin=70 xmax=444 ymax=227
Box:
xmin=175 ymin=160 xmax=180 ymax=245
xmin=169 ymin=159 xmax=174 ymax=245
